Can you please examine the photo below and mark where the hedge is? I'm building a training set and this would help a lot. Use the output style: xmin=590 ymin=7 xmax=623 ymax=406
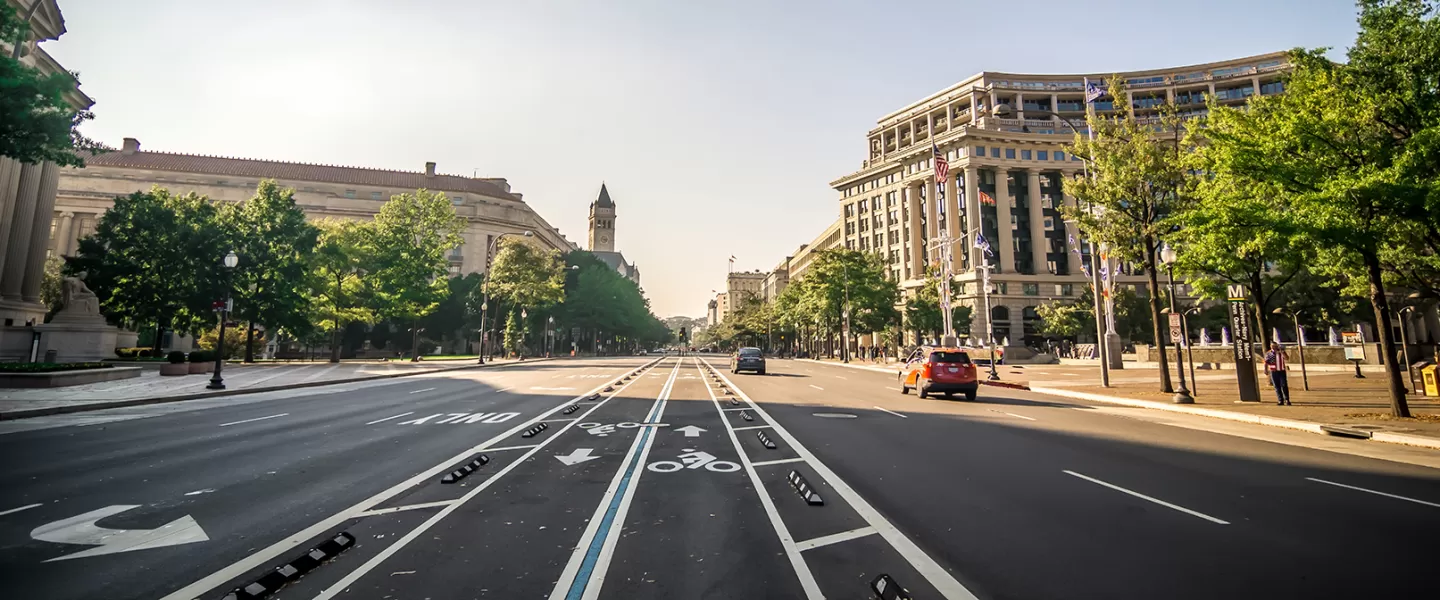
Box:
xmin=0 ymin=362 xmax=114 ymax=373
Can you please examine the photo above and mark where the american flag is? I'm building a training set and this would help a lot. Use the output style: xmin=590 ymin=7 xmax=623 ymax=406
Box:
xmin=932 ymin=143 xmax=948 ymax=183
xmin=978 ymin=190 xmax=997 ymax=205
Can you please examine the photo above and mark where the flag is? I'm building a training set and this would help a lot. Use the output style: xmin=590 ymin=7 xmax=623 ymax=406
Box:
xmin=729 ymin=255 xmax=736 ymax=262
xmin=974 ymin=232 xmax=992 ymax=256
xmin=932 ymin=142 xmax=949 ymax=183
xmin=1068 ymin=234 xmax=1082 ymax=255
xmin=1084 ymin=77 xmax=1105 ymax=103
xmin=978 ymin=190 xmax=996 ymax=205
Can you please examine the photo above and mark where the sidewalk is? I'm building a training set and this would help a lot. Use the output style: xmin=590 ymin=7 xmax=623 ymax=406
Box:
xmin=0 ymin=357 xmax=531 ymax=420
xmin=801 ymin=358 xmax=1440 ymax=449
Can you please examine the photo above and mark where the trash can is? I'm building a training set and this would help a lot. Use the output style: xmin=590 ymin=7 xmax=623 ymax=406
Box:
xmin=1422 ymin=364 xmax=1439 ymax=397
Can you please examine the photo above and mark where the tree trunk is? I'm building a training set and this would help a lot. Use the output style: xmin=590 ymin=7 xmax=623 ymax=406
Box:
xmin=411 ymin=318 xmax=421 ymax=361
xmin=1248 ymin=268 xmax=1271 ymax=344
xmin=153 ymin=323 xmax=164 ymax=353
xmin=329 ymin=321 xmax=341 ymax=363
xmin=1144 ymin=237 xmax=1174 ymax=393
xmin=244 ymin=320 xmax=255 ymax=363
xmin=1364 ymin=253 xmax=1410 ymax=417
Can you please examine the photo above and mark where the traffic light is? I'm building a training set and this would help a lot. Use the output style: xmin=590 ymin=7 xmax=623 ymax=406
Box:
xmin=679 ymin=327 xmax=687 ymax=342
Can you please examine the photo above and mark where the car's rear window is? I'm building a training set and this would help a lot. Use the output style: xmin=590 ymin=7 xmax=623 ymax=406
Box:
xmin=929 ymin=351 xmax=971 ymax=364
xmin=738 ymin=348 xmax=762 ymax=357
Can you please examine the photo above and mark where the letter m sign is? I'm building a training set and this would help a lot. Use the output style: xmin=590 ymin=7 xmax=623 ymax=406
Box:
xmin=1226 ymin=284 xmax=1246 ymax=302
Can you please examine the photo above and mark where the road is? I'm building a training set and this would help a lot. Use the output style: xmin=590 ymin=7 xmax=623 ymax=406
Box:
xmin=1 ymin=355 xmax=1437 ymax=599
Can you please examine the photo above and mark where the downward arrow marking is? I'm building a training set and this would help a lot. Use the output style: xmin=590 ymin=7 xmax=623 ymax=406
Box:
xmin=555 ymin=448 xmax=601 ymax=466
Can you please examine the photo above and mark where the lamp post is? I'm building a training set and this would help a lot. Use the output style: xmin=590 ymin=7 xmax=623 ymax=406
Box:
xmin=1183 ymin=306 xmax=1201 ymax=395
xmin=982 ymin=268 xmax=999 ymax=381
xmin=547 ymin=315 xmax=555 ymax=358
xmin=1159 ymin=244 xmax=1192 ymax=404
xmin=477 ymin=231 xmax=534 ymax=364
xmin=1272 ymin=307 xmax=1310 ymax=391
xmin=207 ymin=251 xmax=239 ymax=390
xmin=1397 ymin=305 xmax=1417 ymax=394
xmin=994 ymin=102 xmax=1113 ymax=385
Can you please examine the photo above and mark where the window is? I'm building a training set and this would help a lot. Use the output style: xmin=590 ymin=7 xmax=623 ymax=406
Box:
xmin=1062 ymin=284 xmax=1074 ymax=296
xmin=217 ymin=180 xmax=228 ymax=185
xmin=1005 ymin=148 xmax=1016 ymax=159
xmin=1038 ymin=150 xmax=1049 ymax=161
xmin=1260 ymin=81 xmax=1285 ymax=95
xmin=449 ymin=247 xmax=463 ymax=259
xmin=859 ymin=199 xmax=868 ymax=211
xmin=1021 ymin=150 xmax=1032 ymax=160
xmin=345 ymin=190 xmax=356 ymax=198
xmin=975 ymin=146 xmax=986 ymax=157
xmin=370 ymin=191 xmax=382 ymax=200
xmin=1043 ymin=217 xmax=1055 ymax=230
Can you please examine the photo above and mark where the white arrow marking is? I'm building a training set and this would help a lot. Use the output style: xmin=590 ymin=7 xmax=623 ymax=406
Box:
xmin=675 ymin=425 xmax=707 ymax=437
xmin=31 ymin=505 xmax=209 ymax=562
xmin=555 ymin=448 xmax=601 ymax=466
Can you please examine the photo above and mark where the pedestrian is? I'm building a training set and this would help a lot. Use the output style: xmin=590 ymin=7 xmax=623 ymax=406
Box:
xmin=1264 ymin=342 xmax=1292 ymax=405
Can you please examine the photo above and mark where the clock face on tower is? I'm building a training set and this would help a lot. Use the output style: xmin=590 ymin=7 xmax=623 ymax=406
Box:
xmin=599 ymin=235 xmax=609 ymax=243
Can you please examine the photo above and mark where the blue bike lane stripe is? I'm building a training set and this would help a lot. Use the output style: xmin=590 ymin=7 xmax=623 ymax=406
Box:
xmin=564 ymin=362 xmax=676 ymax=600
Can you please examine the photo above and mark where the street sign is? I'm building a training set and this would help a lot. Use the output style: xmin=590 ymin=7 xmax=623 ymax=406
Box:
xmin=1225 ymin=285 xmax=1262 ymax=402
xmin=1341 ymin=331 xmax=1364 ymax=345
xmin=1168 ymin=313 xmax=1183 ymax=344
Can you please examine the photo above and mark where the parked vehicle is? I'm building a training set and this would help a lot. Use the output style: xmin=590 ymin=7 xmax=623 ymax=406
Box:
xmin=898 ymin=346 xmax=978 ymax=400
xmin=730 ymin=347 xmax=766 ymax=375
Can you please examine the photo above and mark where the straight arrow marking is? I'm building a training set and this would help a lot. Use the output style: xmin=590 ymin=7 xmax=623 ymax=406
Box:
xmin=675 ymin=425 xmax=706 ymax=437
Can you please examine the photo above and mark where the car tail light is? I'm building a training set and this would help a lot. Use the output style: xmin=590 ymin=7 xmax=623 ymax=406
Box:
xmin=921 ymin=363 xmax=933 ymax=379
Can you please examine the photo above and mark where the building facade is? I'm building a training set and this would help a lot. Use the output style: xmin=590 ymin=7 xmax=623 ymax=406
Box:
xmin=585 ymin=184 xmax=640 ymax=284
xmin=0 ymin=0 xmax=92 ymax=331
xmin=829 ymin=52 xmax=1290 ymax=345
xmin=49 ymin=139 xmax=576 ymax=278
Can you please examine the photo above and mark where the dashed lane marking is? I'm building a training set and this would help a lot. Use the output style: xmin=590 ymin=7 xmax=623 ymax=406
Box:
xmin=356 ymin=500 xmax=458 ymax=518
xmin=407 ymin=387 xmax=436 ymax=394
xmin=732 ymin=425 xmax=773 ymax=431
xmin=750 ymin=457 xmax=806 ymax=468
xmin=217 ymin=413 xmax=289 ymax=427
xmin=989 ymin=409 xmax=1036 ymax=421
xmin=0 ymin=503 xmax=42 ymax=517
xmin=808 ymin=385 xmax=825 ymax=391
xmin=1306 ymin=477 xmax=1440 ymax=508
xmin=795 ymin=526 xmax=878 ymax=552
xmin=366 ymin=412 xmax=414 ymax=425
xmin=484 ymin=444 xmax=541 ymax=452
xmin=1063 ymin=470 xmax=1230 ymax=524
xmin=873 ymin=406 xmax=908 ymax=418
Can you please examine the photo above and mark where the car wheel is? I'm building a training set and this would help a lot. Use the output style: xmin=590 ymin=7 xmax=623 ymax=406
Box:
xmin=758 ymin=370 xmax=766 ymax=375
xmin=898 ymin=374 xmax=910 ymax=394
xmin=918 ymin=380 xmax=930 ymax=399
xmin=965 ymin=390 xmax=977 ymax=402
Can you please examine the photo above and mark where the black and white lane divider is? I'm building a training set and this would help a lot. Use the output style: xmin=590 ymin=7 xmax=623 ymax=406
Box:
xmin=740 ymin=411 xmax=754 ymax=421
xmin=561 ymin=404 xmax=581 ymax=415
xmin=757 ymin=430 xmax=777 ymax=449
xmin=220 ymin=532 xmax=356 ymax=600
xmin=441 ymin=455 xmax=491 ymax=484
xmin=520 ymin=422 xmax=550 ymax=438
xmin=728 ymin=397 xmax=741 ymax=406
xmin=870 ymin=573 xmax=913 ymax=600
xmin=787 ymin=470 xmax=825 ymax=505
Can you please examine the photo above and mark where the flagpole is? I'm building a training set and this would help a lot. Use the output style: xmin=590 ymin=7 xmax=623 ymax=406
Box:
xmin=1083 ymin=77 xmax=1112 ymax=387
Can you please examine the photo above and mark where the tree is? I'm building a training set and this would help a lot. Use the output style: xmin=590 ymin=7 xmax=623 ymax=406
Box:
xmin=1066 ymin=82 xmax=1198 ymax=393
xmin=903 ymin=271 xmax=975 ymax=343
xmin=1035 ymin=301 xmax=1090 ymax=338
xmin=67 ymin=188 xmax=230 ymax=345
xmin=367 ymin=190 xmax=465 ymax=359
xmin=489 ymin=238 xmax=565 ymax=313
xmin=1198 ymin=0 xmax=1439 ymax=416
xmin=40 ymin=256 xmax=62 ymax=318
xmin=0 ymin=4 xmax=101 ymax=167
xmin=223 ymin=180 xmax=320 ymax=362
xmin=421 ymin=273 xmax=485 ymax=352
xmin=309 ymin=219 xmax=376 ymax=362
xmin=789 ymin=249 xmax=900 ymax=359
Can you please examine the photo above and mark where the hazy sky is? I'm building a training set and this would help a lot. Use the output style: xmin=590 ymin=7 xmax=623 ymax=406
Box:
xmin=45 ymin=0 xmax=1362 ymax=317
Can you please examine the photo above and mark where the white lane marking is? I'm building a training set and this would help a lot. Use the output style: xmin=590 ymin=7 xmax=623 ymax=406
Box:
xmin=541 ymin=417 xmax=578 ymax=423
xmin=1306 ymin=477 xmax=1440 ymax=508
xmin=834 ymin=376 xmax=848 ymax=380
xmin=732 ymin=425 xmax=774 ymax=431
xmin=495 ymin=387 xmax=513 ymax=393
xmin=989 ymin=409 xmax=1036 ymax=421
xmin=885 ymin=387 xmax=901 ymax=391
xmin=315 ymin=358 xmax=675 ymax=600
xmin=548 ymin=359 xmax=683 ymax=600
xmin=355 ymin=500 xmax=458 ymax=518
xmin=873 ymin=406 xmax=908 ymax=419
xmin=217 ymin=413 xmax=289 ymax=427
xmin=795 ymin=526 xmax=878 ymax=552
xmin=407 ymin=387 xmax=436 ymax=394
xmin=183 ymin=489 xmax=215 ymax=496
xmin=365 ymin=412 xmax=414 ymax=425
xmin=696 ymin=362 xmax=824 ymax=599
xmin=712 ymin=369 xmax=979 ymax=599
xmin=750 ymin=457 xmax=806 ymax=468
xmin=1063 ymin=470 xmax=1230 ymax=524
xmin=484 ymin=444 xmax=541 ymax=452
xmin=0 ymin=503 xmax=42 ymax=516
xmin=722 ymin=407 xmax=751 ymax=411
xmin=159 ymin=358 xmax=666 ymax=600
xmin=808 ymin=384 xmax=825 ymax=391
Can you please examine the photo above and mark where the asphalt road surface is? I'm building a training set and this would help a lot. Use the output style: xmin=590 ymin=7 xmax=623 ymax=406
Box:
xmin=1 ymin=355 xmax=1437 ymax=600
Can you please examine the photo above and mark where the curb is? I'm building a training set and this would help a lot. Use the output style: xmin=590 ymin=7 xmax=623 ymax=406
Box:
xmin=0 ymin=357 xmax=560 ymax=421
xmin=1027 ymin=385 xmax=1440 ymax=450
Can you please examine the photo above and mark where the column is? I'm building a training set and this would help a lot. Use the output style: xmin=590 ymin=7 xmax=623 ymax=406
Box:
xmin=1027 ymin=170 xmax=1047 ymax=274
xmin=0 ymin=158 xmax=21 ymax=282
xmin=907 ymin=183 xmax=923 ymax=280
xmin=55 ymin=211 xmax=74 ymax=257
xmin=1015 ymin=92 xmax=1025 ymax=121
xmin=969 ymin=91 xmax=979 ymax=125
xmin=21 ymin=162 xmax=60 ymax=303
xmin=1251 ymin=76 xmax=1261 ymax=96
xmin=1 ymin=162 xmax=43 ymax=302
xmin=994 ymin=169 xmax=1016 ymax=273
xmin=964 ymin=166 xmax=981 ymax=269
xmin=1050 ymin=93 xmax=1060 ymax=127
xmin=925 ymin=177 xmax=939 ymax=264
xmin=945 ymin=172 xmax=962 ymax=270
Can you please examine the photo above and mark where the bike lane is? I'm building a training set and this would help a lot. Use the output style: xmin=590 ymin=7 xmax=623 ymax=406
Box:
xmin=588 ymin=358 xmax=810 ymax=600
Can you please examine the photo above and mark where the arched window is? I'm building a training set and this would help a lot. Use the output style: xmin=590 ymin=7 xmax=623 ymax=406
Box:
xmin=991 ymin=306 xmax=1010 ymax=322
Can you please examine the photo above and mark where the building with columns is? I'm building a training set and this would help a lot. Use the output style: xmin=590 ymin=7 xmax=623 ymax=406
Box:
xmin=829 ymin=52 xmax=1291 ymax=346
xmin=0 ymin=0 xmax=92 ymax=333
xmin=48 ymin=138 xmax=575 ymax=281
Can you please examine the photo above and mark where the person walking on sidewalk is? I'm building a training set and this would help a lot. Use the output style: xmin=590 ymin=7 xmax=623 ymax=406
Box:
xmin=1264 ymin=342 xmax=1292 ymax=405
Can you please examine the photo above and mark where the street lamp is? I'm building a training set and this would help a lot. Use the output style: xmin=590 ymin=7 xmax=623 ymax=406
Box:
xmin=478 ymin=231 xmax=534 ymax=364
xmin=1159 ymin=244 xmax=1193 ymax=404
xmin=1272 ymin=307 xmax=1311 ymax=391
xmin=547 ymin=315 xmax=555 ymax=358
xmin=207 ymin=250 xmax=240 ymax=390
xmin=1397 ymin=305 xmax=1417 ymax=394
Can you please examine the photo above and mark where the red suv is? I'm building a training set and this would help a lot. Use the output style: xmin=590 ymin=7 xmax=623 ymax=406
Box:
xmin=898 ymin=347 xmax=979 ymax=401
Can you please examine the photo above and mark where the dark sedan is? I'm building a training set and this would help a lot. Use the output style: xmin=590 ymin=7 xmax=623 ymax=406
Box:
xmin=730 ymin=347 xmax=766 ymax=374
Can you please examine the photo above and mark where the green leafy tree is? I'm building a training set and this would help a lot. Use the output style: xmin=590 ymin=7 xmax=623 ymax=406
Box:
xmin=1066 ymin=82 xmax=1198 ymax=393
xmin=788 ymin=249 xmax=900 ymax=359
xmin=309 ymin=218 xmax=377 ymax=362
xmin=489 ymin=238 xmax=565 ymax=312
xmin=223 ymin=180 xmax=320 ymax=361
xmin=40 ymin=256 xmax=62 ymax=318
xmin=1035 ymin=301 xmax=1090 ymax=338
xmin=1197 ymin=0 xmax=1439 ymax=415
xmin=421 ymin=273 xmax=485 ymax=353
xmin=367 ymin=189 xmax=465 ymax=359
xmin=903 ymin=271 xmax=974 ymax=343
xmin=0 ymin=4 xmax=101 ymax=166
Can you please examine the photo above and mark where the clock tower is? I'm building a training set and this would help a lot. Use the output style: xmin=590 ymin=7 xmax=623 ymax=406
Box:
xmin=588 ymin=183 xmax=616 ymax=252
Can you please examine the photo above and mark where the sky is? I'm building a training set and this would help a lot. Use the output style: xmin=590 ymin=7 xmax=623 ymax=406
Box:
xmin=43 ymin=0 xmax=1364 ymax=318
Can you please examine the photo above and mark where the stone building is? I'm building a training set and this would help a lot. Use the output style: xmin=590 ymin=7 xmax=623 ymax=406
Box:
xmin=585 ymin=183 xmax=640 ymax=284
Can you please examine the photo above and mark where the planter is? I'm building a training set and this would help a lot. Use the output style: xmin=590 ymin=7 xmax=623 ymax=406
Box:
xmin=159 ymin=363 xmax=189 ymax=376
xmin=188 ymin=361 xmax=213 ymax=374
